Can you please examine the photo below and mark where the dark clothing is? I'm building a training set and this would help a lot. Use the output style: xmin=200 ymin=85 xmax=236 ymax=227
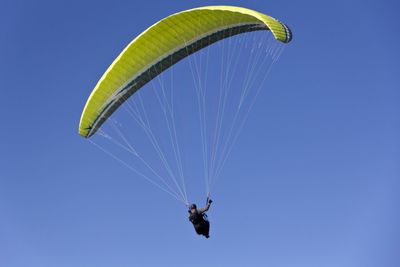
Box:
xmin=193 ymin=219 xmax=210 ymax=237
xmin=188 ymin=201 xmax=212 ymax=238
xmin=188 ymin=210 xmax=204 ymax=225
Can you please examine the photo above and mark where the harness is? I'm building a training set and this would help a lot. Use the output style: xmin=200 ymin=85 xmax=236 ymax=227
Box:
xmin=189 ymin=211 xmax=208 ymax=225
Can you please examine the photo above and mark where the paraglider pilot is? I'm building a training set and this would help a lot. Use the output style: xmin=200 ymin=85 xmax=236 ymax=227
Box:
xmin=188 ymin=198 xmax=213 ymax=238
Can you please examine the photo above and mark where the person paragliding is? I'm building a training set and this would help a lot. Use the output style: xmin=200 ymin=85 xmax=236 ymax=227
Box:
xmin=78 ymin=6 xmax=292 ymax=238
xmin=188 ymin=198 xmax=213 ymax=238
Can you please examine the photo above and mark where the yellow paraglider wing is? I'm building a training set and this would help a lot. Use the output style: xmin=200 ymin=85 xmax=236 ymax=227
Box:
xmin=79 ymin=6 xmax=292 ymax=137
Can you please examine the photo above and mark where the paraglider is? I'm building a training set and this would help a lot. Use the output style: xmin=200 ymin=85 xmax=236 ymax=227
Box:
xmin=79 ymin=6 xmax=292 ymax=138
xmin=188 ymin=198 xmax=213 ymax=238
xmin=79 ymin=6 xmax=292 ymax=237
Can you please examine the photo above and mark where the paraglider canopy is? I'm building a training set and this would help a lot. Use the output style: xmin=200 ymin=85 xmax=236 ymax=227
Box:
xmin=79 ymin=6 xmax=292 ymax=138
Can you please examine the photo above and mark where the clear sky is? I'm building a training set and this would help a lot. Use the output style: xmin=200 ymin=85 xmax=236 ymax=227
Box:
xmin=1 ymin=0 xmax=399 ymax=267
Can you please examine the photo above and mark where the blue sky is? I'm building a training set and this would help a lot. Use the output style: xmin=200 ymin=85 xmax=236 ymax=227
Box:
xmin=1 ymin=0 xmax=399 ymax=267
